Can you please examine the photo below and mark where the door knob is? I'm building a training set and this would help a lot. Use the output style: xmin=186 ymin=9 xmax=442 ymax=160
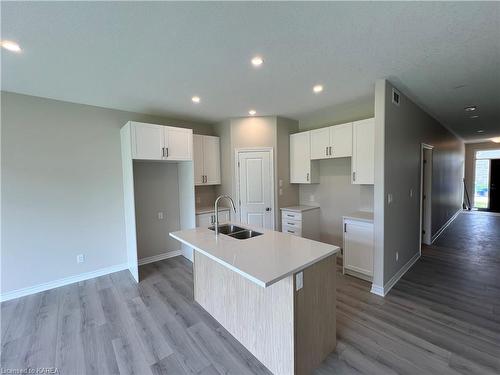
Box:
xmin=265 ymin=207 xmax=271 ymax=212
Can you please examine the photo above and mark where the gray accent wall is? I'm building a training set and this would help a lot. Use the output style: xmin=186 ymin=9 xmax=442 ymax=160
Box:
xmin=1 ymin=92 xmax=213 ymax=294
xmin=376 ymin=80 xmax=464 ymax=287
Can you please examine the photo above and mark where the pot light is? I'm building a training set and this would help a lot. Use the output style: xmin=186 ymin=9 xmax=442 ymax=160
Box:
xmin=248 ymin=109 xmax=256 ymax=116
xmin=1 ymin=40 xmax=21 ymax=53
xmin=464 ymin=105 xmax=477 ymax=112
xmin=191 ymin=96 xmax=200 ymax=103
xmin=251 ymin=56 xmax=264 ymax=67
xmin=313 ymin=84 xmax=323 ymax=94
xmin=477 ymin=130 xmax=484 ymax=133
xmin=470 ymin=115 xmax=480 ymax=119
xmin=491 ymin=137 xmax=500 ymax=143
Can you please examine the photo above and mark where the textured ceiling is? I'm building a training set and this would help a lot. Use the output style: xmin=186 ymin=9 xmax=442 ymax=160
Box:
xmin=1 ymin=2 xmax=499 ymax=140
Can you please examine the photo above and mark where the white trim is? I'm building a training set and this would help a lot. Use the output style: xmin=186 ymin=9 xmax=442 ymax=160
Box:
xmin=138 ymin=250 xmax=182 ymax=265
xmin=0 ymin=262 xmax=128 ymax=302
xmin=431 ymin=209 xmax=462 ymax=243
xmin=370 ymin=251 xmax=420 ymax=297
xmin=234 ymin=147 xmax=275 ymax=230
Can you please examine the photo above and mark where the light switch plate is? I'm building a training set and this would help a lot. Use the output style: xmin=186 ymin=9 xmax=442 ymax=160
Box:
xmin=295 ymin=272 xmax=303 ymax=291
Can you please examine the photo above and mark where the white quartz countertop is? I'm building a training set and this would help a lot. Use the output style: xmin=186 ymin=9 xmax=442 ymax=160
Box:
xmin=195 ymin=206 xmax=230 ymax=215
xmin=280 ymin=205 xmax=320 ymax=212
xmin=170 ymin=223 xmax=339 ymax=288
xmin=343 ymin=211 xmax=374 ymax=223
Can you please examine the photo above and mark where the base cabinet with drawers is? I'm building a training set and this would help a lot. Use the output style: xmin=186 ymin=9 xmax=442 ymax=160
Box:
xmin=196 ymin=209 xmax=229 ymax=228
xmin=281 ymin=206 xmax=320 ymax=240
xmin=343 ymin=214 xmax=374 ymax=281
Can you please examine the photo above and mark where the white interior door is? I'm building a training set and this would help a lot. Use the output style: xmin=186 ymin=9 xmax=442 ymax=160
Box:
xmin=238 ymin=151 xmax=273 ymax=229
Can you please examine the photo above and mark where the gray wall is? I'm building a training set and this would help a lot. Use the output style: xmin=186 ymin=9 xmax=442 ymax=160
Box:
xmin=133 ymin=161 xmax=181 ymax=260
xmin=378 ymin=80 xmax=464 ymax=286
xmin=1 ymin=92 xmax=213 ymax=294
xmin=464 ymin=141 xmax=500 ymax=208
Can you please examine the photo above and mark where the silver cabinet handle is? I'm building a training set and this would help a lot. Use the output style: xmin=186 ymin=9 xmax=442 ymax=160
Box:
xmin=352 ymin=171 xmax=356 ymax=182
xmin=162 ymin=147 xmax=165 ymax=158
xmin=287 ymin=222 xmax=295 ymax=226
xmin=325 ymin=146 xmax=328 ymax=156
xmin=166 ymin=147 xmax=169 ymax=157
xmin=287 ymin=214 xmax=294 ymax=217
xmin=329 ymin=146 xmax=332 ymax=156
xmin=306 ymin=172 xmax=309 ymax=181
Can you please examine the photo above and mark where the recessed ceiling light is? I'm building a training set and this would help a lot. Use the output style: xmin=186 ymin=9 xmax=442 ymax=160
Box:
xmin=248 ymin=109 xmax=256 ymax=116
xmin=464 ymin=105 xmax=477 ymax=112
xmin=191 ymin=96 xmax=200 ymax=103
xmin=470 ymin=115 xmax=480 ymax=119
xmin=251 ymin=56 xmax=264 ymax=67
xmin=477 ymin=130 xmax=485 ymax=133
xmin=313 ymin=84 xmax=323 ymax=94
xmin=1 ymin=40 xmax=21 ymax=53
xmin=491 ymin=137 xmax=500 ymax=143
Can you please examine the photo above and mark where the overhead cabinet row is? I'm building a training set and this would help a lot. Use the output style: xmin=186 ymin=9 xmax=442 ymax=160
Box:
xmin=128 ymin=122 xmax=221 ymax=185
xmin=290 ymin=118 xmax=375 ymax=185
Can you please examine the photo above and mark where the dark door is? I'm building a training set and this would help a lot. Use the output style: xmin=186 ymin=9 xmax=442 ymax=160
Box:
xmin=490 ymin=159 xmax=500 ymax=212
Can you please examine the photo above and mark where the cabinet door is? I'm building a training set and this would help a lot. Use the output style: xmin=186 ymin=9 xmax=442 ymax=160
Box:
xmin=290 ymin=132 xmax=311 ymax=183
xmin=196 ymin=213 xmax=214 ymax=228
xmin=310 ymin=127 xmax=331 ymax=160
xmin=193 ymin=135 xmax=204 ymax=185
xmin=131 ymin=122 xmax=164 ymax=160
xmin=352 ymin=118 xmax=374 ymax=184
xmin=203 ymin=136 xmax=221 ymax=185
xmin=331 ymin=123 xmax=353 ymax=158
xmin=344 ymin=220 xmax=373 ymax=276
xmin=165 ymin=127 xmax=193 ymax=161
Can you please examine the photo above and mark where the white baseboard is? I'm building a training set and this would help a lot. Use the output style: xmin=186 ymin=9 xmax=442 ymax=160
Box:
xmin=138 ymin=250 xmax=182 ymax=266
xmin=431 ymin=209 xmax=461 ymax=243
xmin=0 ymin=262 xmax=128 ymax=303
xmin=370 ymin=251 xmax=420 ymax=297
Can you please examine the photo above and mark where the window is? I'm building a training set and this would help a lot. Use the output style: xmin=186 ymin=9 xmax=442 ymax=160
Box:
xmin=473 ymin=149 xmax=500 ymax=209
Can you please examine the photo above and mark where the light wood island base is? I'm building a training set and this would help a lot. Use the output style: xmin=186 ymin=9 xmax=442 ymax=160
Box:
xmin=194 ymin=252 xmax=336 ymax=375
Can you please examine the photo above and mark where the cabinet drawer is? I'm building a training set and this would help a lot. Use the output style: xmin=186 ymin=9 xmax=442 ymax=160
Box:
xmin=281 ymin=211 xmax=302 ymax=221
xmin=281 ymin=218 xmax=302 ymax=228
xmin=282 ymin=225 xmax=302 ymax=237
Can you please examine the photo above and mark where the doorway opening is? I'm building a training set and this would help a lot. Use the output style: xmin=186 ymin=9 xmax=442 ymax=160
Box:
xmin=473 ymin=149 xmax=500 ymax=211
xmin=235 ymin=148 xmax=275 ymax=230
xmin=420 ymin=144 xmax=433 ymax=246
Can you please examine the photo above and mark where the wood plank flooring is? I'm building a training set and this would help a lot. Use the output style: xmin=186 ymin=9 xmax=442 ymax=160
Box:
xmin=2 ymin=211 xmax=499 ymax=374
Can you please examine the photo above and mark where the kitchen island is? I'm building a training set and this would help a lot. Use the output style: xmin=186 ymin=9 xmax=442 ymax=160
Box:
xmin=170 ymin=224 xmax=340 ymax=375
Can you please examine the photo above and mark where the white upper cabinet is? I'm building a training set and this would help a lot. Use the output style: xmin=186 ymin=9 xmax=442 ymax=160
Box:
xmin=290 ymin=131 xmax=319 ymax=184
xmin=310 ymin=122 xmax=352 ymax=160
xmin=164 ymin=126 xmax=193 ymax=161
xmin=352 ymin=118 xmax=375 ymax=184
xmin=131 ymin=123 xmax=165 ymax=160
xmin=193 ymin=135 xmax=221 ymax=185
xmin=130 ymin=122 xmax=192 ymax=161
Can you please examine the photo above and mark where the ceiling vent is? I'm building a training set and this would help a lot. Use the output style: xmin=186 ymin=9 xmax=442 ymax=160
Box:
xmin=392 ymin=88 xmax=401 ymax=106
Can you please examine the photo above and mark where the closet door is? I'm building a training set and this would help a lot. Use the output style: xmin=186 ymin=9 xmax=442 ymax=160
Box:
xmin=131 ymin=122 xmax=164 ymax=160
xmin=164 ymin=127 xmax=193 ymax=161
xmin=203 ymin=136 xmax=221 ymax=185
xmin=310 ymin=127 xmax=331 ymax=160
xmin=193 ymin=135 xmax=204 ymax=185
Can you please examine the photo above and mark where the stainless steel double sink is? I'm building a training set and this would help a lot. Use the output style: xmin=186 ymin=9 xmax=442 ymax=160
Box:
xmin=208 ymin=224 xmax=263 ymax=240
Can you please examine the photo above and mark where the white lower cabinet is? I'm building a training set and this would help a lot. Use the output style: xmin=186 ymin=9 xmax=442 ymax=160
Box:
xmin=196 ymin=210 xmax=229 ymax=228
xmin=280 ymin=206 xmax=320 ymax=240
xmin=343 ymin=218 xmax=374 ymax=281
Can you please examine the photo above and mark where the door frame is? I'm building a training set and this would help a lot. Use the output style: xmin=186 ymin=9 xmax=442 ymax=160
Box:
xmin=419 ymin=143 xmax=434 ymax=250
xmin=234 ymin=147 xmax=275 ymax=230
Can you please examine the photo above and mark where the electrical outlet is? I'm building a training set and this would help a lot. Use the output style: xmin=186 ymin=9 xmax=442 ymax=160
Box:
xmin=295 ymin=272 xmax=304 ymax=291
xmin=158 ymin=211 xmax=164 ymax=220
xmin=396 ymin=251 xmax=399 ymax=262
xmin=409 ymin=188 xmax=413 ymax=198
xmin=279 ymin=188 xmax=283 ymax=196
xmin=76 ymin=254 xmax=85 ymax=264
xmin=279 ymin=179 xmax=283 ymax=187
xmin=387 ymin=193 xmax=393 ymax=205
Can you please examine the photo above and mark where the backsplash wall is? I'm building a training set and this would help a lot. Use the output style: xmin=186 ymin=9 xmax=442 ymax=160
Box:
xmin=299 ymin=158 xmax=374 ymax=248
xmin=195 ymin=185 xmax=217 ymax=208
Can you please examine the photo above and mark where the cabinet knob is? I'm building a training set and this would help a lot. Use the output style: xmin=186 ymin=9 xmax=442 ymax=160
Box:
xmin=306 ymin=173 xmax=309 ymax=181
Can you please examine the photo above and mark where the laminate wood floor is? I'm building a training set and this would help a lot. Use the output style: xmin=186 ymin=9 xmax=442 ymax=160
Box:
xmin=2 ymin=211 xmax=499 ymax=374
